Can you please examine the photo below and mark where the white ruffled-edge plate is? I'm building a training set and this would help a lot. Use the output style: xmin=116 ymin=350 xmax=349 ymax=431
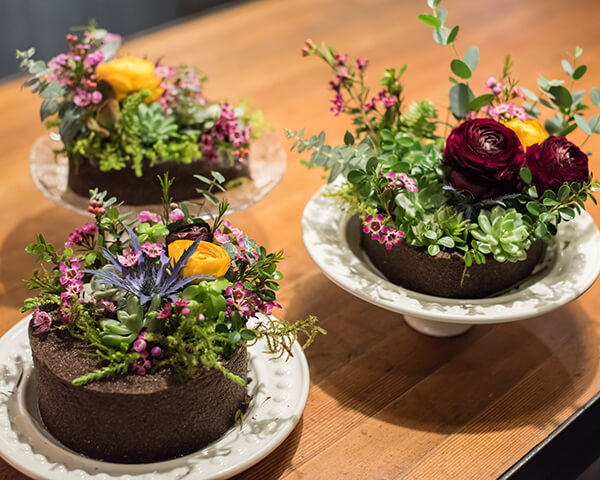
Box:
xmin=302 ymin=182 xmax=600 ymax=337
xmin=0 ymin=314 xmax=309 ymax=480
xmin=30 ymin=132 xmax=287 ymax=218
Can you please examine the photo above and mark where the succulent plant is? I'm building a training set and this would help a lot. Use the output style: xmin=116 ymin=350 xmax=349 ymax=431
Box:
xmin=135 ymin=103 xmax=178 ymax=144
xmin=470 ymin=206 xmax=531 ymax=263
xmin=99 ymin=293 xmax=163 ymax=349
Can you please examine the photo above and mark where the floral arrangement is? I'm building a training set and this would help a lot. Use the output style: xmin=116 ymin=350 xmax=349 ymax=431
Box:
xmin=23 ymin=177 xmax=323 ymax=386
xmin=288 ymin=0 xmax=600 ymax=267
xmin=17 ymin=23 xmax=267 ymax=177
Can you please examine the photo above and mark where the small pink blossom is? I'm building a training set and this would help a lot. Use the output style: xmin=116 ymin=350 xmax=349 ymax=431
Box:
xmin=32 ymin=305 xmax=52 ymax=333
xmin=118 ymin=251 xmax=142 ymax=267
xmin=141 ymin=242 xmax=165 ymax=258
xmin=362 ymin=214 xmax=386 ymax=241
xmin=91 ymin=91 xmax=103 ymax=104
xmin=170 ymin=208 xmax=185 ymax=222
xmin=157 ymin=303 xmax=172 ymax=319
xmin=356 ymin=58 xmax=369 ymax=72
xmin=382 ymin=228 xmax=404 ymax=250
xmin=137 ymin=210 xmax=161 ymax=224
xmin=175 ymin=298 xmax=190 ymax=308
xmin=151 ymin=346 xmax=162 ymax=357
xmin=181 ymin=307 xmax=191 ymax=315
xmin=154 ymin=64 xmax=174 ymax=78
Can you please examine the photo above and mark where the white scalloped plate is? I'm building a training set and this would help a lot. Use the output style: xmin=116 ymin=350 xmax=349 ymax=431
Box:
xmin=302 ymin=182 xmax=600 ymax=336
xmin=0 ymin=315 xmax=309 ymax=479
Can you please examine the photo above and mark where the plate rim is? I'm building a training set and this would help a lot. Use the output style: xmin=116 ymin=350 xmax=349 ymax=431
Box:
xmin=0 ymin=315 xmax=309 ymax=480
xmin=302 ymin=182 xmax=600 ymax=325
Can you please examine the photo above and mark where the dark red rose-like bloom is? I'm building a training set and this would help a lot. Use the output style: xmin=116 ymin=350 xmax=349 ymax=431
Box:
xmin=524 ymin=136 xmax=589 ymax=192
xmin=166 ymin=221 xmax=212 ymax=245
xmin=443 ymin=119 xmax=526 ymax=199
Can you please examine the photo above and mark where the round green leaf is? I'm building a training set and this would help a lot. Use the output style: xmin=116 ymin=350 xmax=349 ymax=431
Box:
xmin=447 ymin=25 xmax=459 ymax=44
xmin=418 ymin=14 xmax=442 ymax=28
xmin=573 ymin=65 xmax=587 ymax=80
xmin=450 ymin=59 xmax=472 ymax=79
xmin=520 ymin=167 xmax=532 ymax=185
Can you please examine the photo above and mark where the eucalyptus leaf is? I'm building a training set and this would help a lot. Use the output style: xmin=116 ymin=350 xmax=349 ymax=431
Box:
xmin=520 ymin=87 xmax=539 ymax=102
xmin=419 ymin=14 xmax=441 ymax=28
xmin=450 ymin=59 xmax=472 ymax=79
xmin=573 ymin=65 xmax=587 ymax=80
xmin=463 ymin=46 xmax=479 ymax=71
xmin=591 ymin=88 xmax=600 ymax=107
xmin=449 ymin=83 xmax=474 ymax=118
xmin=447 ymin=25 xmax=459 ymax=44
xmin=561 ymin=59 xmax=574 ymax=77
xmin=574 ymin=114 xmax=592 ymax=135
xmin=433 ymin=27 xmax=451 ymax=45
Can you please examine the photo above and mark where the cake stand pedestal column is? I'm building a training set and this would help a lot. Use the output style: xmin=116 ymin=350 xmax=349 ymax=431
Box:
xmin=403 ymin=316 xmax=472 ymax=337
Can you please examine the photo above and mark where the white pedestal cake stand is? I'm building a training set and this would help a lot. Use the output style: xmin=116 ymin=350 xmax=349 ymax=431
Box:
xmin=302 ymin=183 xmax=600 ymax=337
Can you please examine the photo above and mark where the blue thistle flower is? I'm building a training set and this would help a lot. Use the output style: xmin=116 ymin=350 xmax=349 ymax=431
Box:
xmin=86 ymin=228 xmax=212 ymax=305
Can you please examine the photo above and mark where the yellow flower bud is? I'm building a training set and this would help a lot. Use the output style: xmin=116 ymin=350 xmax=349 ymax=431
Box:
xmin=168 ymin=240 xmax=231 ymax=278
xmin=96 ymin=56 xmax=163 ymax=103
xmin=504 ymin=118 xmax=549 ymax=149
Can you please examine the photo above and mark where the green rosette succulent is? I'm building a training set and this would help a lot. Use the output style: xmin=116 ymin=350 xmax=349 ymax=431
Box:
xmin=470 ymin=206 xmax=531 ymax=263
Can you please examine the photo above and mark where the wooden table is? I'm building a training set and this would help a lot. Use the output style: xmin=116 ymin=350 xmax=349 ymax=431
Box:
xmin=1 ymin=0 xmax=599 ymax=478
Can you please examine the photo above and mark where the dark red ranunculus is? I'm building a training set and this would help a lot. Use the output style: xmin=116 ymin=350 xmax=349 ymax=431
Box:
xmin=442 ymin=118 xmax=526 ymax=199
xmin=166 ymin=221 xmax=212 ymax=245
xmin=524 ymin=136 xmax=589 ymax=192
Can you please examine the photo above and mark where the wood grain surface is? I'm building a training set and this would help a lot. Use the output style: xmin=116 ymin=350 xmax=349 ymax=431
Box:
xmin=1 ymin=0 xmax=599 ymax=478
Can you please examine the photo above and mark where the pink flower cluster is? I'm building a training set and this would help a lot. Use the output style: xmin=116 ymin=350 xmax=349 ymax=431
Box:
xmin=475 ymin=76 xmax=528 ymax=122
xmin=481 ymin=103 xmax=529 ymax=122
xmin=118 ymin=250 xmax=142 ymax=267
xmin=47 ymin=32 xmax=117 ymax=107
xmin=327 ymin=51 xmax=371 ymax=117
xmin=156 ymin=64 xmax=206 ymax=113
xmin=130 ymin=333 xmax=162 ymax=376
xmin=215 ymin=220 xmax=258 ymax=265
xmin=225 ymin=282 xmax=281 ymax=318
xmin=201 ymin=104 xmax=251 ymax=162
xmin=32 ymin=304 xmax=52 ymax=332
xmin=363 ymin=214 xmax=405 ymax=250
xmin=65 ymin=222 xmax=97 ymax=248
xmin=58 ymin=256 xmax=85 ymax=320
xmin=137 ymin=210 xmax=162 ymax=224
xmin=141 ymin=243 xmax=165 ymax=258
xmin=381 ymin=172 xmax=418 ymax=193
xmin=365 ymin=90 xmax=398 ymax=112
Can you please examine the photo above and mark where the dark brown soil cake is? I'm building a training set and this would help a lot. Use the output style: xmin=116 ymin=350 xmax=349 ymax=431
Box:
xmin=29 ymin=325 xmax=248 ymax=464
xmin=361 ymin=232 xmax=546 ymax=299
xmin=68 ymin=155 xmax=250 ymax=205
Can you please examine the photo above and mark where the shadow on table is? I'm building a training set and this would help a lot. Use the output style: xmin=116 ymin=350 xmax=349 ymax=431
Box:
xmin=284 ymin=269 xmax=596 ymax=434
xmin=338 ymin=303 xmax=593 ymax=434
xmin=232 ymin=416 xmax=303 ymax=479
xmin=0 ymin=206 xmax=84 ymax=310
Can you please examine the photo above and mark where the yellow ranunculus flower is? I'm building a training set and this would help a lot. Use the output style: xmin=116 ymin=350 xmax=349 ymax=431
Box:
xmin=504 ymin=118 xmax=549 ymax=149
xmin=168 ymin=240 xmax=231 ymax=278
xmin=96 ymin=56 xmax=163 ymax=103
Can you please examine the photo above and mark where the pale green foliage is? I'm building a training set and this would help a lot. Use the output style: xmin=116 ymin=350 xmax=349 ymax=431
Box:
xmin=401 ymin=100 xmax=438 ymax=138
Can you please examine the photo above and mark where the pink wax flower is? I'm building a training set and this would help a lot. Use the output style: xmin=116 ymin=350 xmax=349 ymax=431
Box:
xmin=118 ymin=250 xmax=142 ymax=267
xmin=32 ymin=305 xmax=52 ymax=333
xmin=170 ymin=208 xmax=185 ymax=222
xmin=157 ymin=303 xmax=172 ymax=319
xmin=175 ymin=298 xmax=190 ymax=308
xmin=137 ymin=210 xmax=161 ymax=224
xmin=363 ymin=214 xmax=387 ymax=241
xmin=141 ymin=243 xmax=165 ymax=258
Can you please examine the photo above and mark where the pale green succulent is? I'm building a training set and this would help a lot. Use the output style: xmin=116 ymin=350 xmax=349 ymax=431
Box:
xmin=470 ymin=206 xmax=532 ymax=263
xmin=135 ymin=103 xmax=178 ymax=144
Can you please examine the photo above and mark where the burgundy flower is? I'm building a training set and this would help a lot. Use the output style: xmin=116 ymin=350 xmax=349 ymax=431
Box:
xmin=443 ymin=119 xmax=525 ymax=199
xmin=166 ymin=221 xmax=212 ymax=245
xmin=524 ymin=136 xmax=589 ymax=192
